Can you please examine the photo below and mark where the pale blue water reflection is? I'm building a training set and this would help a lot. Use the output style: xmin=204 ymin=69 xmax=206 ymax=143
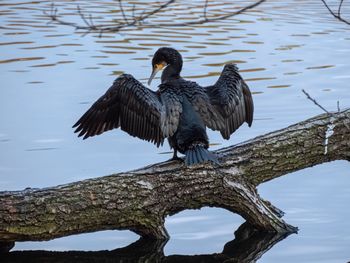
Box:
xmin=0 ymin=0 xmax=350 ymax=262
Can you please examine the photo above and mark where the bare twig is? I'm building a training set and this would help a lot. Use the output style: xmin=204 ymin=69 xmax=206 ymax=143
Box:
xmin=203 ymin=0 xmax=209 ymax=20
xmin=44 ymin=0 xmax=350 ymax=35
xmin=320 ymin=0 xmax=350 ymax=25
xmin=118 ymin=0 xmax=129 ymax=24
xmin=302 ymin=89 xmax=330 ymax=114
xmin=338 ymin=0 xmax=344 ymax=16
xmin=44 ymin=3 xmax=76 ymax=27
xmin=132 ymin=4 xmax=136 ymax=22
xmin=139 ymin=0 xmax=175 ymax=21
xmin=77 ymin=6 xmax=89 ymax=27
xmin=89 ymin=14 xmax=94 ymax=28
xmin=137 ymin=0 xmax=266 ymax=27
xmin=44 ymin=0 xmax=265 ymax=34
xmin=302 ymin=89 xmax=350 ymax=130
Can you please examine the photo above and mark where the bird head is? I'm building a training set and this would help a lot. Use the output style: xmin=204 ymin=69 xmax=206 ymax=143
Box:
xmin=148 ymin=47 xmax=182 ymax=85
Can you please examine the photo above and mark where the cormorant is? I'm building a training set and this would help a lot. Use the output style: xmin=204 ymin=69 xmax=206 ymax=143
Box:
xmin=73 ymin=47 xmax=254 ymax=166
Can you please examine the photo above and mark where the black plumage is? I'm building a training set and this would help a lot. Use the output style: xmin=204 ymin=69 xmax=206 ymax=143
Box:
xmin=73 ymin=47 xmax=254 ymax=166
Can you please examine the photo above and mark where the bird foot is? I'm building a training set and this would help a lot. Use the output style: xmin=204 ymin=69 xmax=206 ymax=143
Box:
xmin=168 ymin=156 xmax=183 ymax=162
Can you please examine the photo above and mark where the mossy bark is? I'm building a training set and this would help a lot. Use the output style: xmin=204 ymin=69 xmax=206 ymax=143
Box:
xmin=0 ymin=109 xmax=349 ymax=248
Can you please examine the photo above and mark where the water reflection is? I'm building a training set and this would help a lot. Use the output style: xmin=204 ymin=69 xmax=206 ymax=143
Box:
xmin=1 ymin=0 xmax=348 ymax=95
xmin=306 ymin=65 xmax=334 ymax=70
xmin=1 ymin=223 xmax=292 ymax=262
xmin=25 ymin=147 xmax=58 ymax=152
xmin=0 ymin=57 xmax=44 ymax=64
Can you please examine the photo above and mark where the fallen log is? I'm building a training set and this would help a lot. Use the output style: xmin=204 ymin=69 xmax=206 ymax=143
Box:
xmin=0 ymin=109 xmax=349 ymax=251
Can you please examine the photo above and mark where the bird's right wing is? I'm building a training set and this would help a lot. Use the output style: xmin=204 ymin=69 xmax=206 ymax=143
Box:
xmin=73 ymin=74 xmax=179 ymax=147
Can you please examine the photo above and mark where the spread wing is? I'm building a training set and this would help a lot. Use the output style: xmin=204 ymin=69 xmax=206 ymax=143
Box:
xmin=205 ymin=64 xmax=254 ymax=139
xmin=73 ymin=74 xmax=181 ymax=147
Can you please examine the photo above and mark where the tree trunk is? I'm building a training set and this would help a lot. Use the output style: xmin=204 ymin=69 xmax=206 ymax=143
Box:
xmin=0 ymin=109 xmax=349 ymax=250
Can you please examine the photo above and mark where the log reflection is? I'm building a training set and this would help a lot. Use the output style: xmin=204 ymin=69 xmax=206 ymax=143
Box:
xmin=1 ymin=223 xmax=292 ymax=262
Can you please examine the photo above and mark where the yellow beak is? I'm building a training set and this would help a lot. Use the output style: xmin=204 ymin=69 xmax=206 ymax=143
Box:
xmin=148 ymin=62 xmax=167 ymax=85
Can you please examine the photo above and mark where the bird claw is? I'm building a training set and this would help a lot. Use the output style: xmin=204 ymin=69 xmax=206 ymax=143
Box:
xmin=168 ymin=156 xmax=183 ymax=162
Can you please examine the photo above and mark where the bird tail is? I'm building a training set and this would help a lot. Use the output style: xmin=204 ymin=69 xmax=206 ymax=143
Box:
xmin=184 ymin=144 xmax=219 ymax=166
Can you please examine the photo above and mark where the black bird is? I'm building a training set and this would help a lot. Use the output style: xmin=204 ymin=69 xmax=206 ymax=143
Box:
xmin=73 ymin=47 xmax=254 ymax=166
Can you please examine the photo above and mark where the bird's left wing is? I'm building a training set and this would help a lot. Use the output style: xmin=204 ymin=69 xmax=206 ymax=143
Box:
xmin=205 ymin=64 xmax=254 ymax=139
xmin=73 ymin=74 xmax=165 ymax=146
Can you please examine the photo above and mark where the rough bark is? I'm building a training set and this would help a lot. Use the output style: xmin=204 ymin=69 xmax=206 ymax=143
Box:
xmin=0 ymin=109 xmax=349 ymax=249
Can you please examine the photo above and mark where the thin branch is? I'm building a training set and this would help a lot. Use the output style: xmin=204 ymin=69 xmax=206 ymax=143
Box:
xmin=129 ymin=0 xmax=266 ymax=28
xmin=320 ymin=0 xmax=350 ymax=25
xmin=139 ymin=0 xmax=175 ymax=21
xmin=132 ymin=4 xmax=136 ymax=22
xmin=89 ymin=14 xmax=94 ymax=28
xmin=203 ymin=0 xmax=209 ymax=20
xmin=77 ymin=6 xmax=90 ymax=27
xmin=302 ymin=89 xmax=330 ymax=114
xmin=118 ymin=0 xmax=129 ymax=24
xmin=43 ymin=3 xmax=76 ymax=27
xmin=302 ymin=89 xmax=350 ymax=130
xmin=338 ymin=0 xmax=344 ymax=17
xmin=44 ymin=0 xmax=350 ymax=35
xmin=194 ymin=0 xmax=262 ymax=24
xmin=44 ymin=0 xmax=265 ymax=34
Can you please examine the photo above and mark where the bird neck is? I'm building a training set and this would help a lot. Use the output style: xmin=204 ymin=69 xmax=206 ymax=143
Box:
xmin=161 ymin=63 xmax=182 ymax=83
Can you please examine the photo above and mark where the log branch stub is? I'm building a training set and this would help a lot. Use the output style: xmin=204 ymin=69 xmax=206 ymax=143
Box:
xmin=0 ymin=109 xmax=349 ymax=246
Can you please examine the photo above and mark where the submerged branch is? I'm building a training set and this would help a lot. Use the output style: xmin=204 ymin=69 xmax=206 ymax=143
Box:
xmin=0 ymin=109 xmax=349 ymax=248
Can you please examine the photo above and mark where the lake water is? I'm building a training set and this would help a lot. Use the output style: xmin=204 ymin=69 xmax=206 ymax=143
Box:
xmin=1 ymin=0 xmax=350 ymax=262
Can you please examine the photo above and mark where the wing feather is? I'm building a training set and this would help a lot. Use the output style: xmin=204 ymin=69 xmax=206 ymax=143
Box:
xmin=73 ymin=74 xmax=166 ymax=146
xmin=159 ymin=84 xmax=183 ymax=138
xmin=205 ymin=64 xmax=254 ymax=139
